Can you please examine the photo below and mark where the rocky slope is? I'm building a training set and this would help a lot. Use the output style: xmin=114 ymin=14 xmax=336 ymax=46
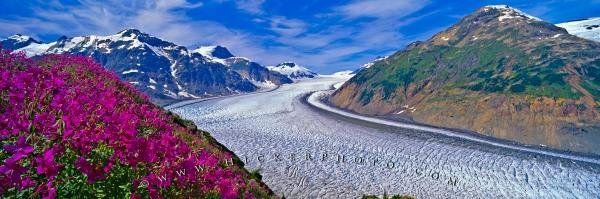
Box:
xmin=331 ymin=5 xmax=600 ymax=154
xmin=1 ymin=29 xmax=292 ymax=105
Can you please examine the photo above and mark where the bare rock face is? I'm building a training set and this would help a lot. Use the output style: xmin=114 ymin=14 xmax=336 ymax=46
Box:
xmin=331 ymin=5 xmax=600 ymax=154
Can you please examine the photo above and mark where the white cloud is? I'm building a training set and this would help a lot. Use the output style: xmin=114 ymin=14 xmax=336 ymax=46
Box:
xmin=337 ymin=0 xmax=430 ymax=19
xmin=269 ymin=16 xmax=307 ymax=37
xmin=0 ymin=0 xmax=236 ymax=47
xmin=0 ymin=0 xmax=433 ymax=73
xmin=234 ymin=0 xmax=265 ymax=15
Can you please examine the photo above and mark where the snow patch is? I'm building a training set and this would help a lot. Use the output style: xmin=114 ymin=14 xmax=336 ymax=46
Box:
xmin=557 ymin=17 xmax=600 ymax=42
xmin=122 ymin=69 xmax=139 ymax=74
xmin=267 ymin=62 xmax=318 ymax=79
xmin=361 ymin=56 xmax=388 ymax=69
xmin=15 ymin=42 xmax=54 ymax=57
xmin=484 ymin=5 xmax=541 ymax=22
xmin=8 ymin=34 xmax=32 ymax=42
xmin=250 ymin=80 xmax=277 ymax=89
xmin=192 ymin=46 xmax=218 ymax=58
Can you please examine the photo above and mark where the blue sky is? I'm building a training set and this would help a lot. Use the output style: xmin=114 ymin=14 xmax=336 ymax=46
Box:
xmin=1 ymin=0 xmax=599 ymax=73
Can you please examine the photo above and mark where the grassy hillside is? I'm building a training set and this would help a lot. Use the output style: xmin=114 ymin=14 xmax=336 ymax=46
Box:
xmin=0 ymin=49 xmax=273 ymax=198
xmin=332 ymin=6 xmax=600 ymax=154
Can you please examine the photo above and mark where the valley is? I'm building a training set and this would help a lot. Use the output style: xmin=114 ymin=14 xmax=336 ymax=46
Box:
xmin=170 ymin=77 xmax=600 ymax=198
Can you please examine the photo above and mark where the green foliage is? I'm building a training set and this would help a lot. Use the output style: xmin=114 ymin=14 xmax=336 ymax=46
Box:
xmin=524 ymin=84 xmax=581 ymax=99
xmin=55 ymin=147 xmax=148 ymax=198
xmin=510 ymin=83 xmax=526 ymax=93
xmin=359 ymin=90 xmax=375 ymax=105
xmin=581 ymin=80 xmax=600 ymax=101
xmin=249 ymin=169 xmax=263 ymax=181
xmin=350 ymin=34 xmax=593 ymax=103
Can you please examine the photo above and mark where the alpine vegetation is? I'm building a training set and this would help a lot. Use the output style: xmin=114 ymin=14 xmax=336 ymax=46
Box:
xmin=0 ymin=49 xmax=272 ymax=198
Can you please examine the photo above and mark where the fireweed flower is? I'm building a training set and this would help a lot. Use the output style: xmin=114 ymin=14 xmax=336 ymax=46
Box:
xmin=0 ymin=48 xmax=271 ymax=198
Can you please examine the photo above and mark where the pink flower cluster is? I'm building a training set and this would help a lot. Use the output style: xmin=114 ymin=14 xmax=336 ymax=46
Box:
xmin=0 ymin=49 xmax=269 ymax=198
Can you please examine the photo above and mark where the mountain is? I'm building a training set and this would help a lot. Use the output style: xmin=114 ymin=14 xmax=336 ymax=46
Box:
xmin=193 ymin=46 xmax=292 ymax=87
xmin=557 ymin=17 xmax=600 ymax=42
xmin=331 ymin=5 xmax=600 ymax=154
xmin=351 ymin=56 xmax=389 ymax=74
xmin=267 ymin=62 xmax=318 ymax=79
xmin=1 ymin=29 xmax=292 ymax=105
xmin=0 ymin=34 xmax=42 ymax=50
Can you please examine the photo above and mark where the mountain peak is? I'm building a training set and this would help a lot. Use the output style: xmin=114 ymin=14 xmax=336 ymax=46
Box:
xmin=425 ymin=4 xmax=564 ymax=45
xmin=6 ymin=34 xmax=39 ymax=43
xmin=193 ymin=45 xmax=234 ymax=59
xmin=1 ymin=34 xmax=41 ymax=50
xmin=268 ymin=62 xmax=317 ymax=79
xmin=56 ymin=35 xmax=68 ymax=41
xmin=115 ymin=28 xmax=153 ymax=41
xmin=118 ymin=28 xmax=143 ymax=36
xmin=480 ymin=5 xmax=541 ymax=22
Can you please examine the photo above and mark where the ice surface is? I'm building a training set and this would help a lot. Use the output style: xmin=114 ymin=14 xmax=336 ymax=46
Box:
xmin=16 ymin=42 xmax=54 ymax=57
xmin=557 ymin=18 xmax=600 ymax=42
xmin=322 ymin=70 xmax=354 ymax=78
xmin=171 ymin=77 xmax=600 ymax=198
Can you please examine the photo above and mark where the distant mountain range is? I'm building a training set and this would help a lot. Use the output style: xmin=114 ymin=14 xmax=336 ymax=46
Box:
xmin=332 ymin=5 xmax=600 ymax=154
xmin=267 ymin=62 xmax=318 ymax=79
xmin=0 ymin=29 xmax=305 ymax=105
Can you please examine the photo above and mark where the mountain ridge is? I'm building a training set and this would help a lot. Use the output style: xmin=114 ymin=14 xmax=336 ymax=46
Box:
xmin=331 ymin=5 xmax=600 ymax=154
xmin=1 ymin=29 xmax=292 ymax=105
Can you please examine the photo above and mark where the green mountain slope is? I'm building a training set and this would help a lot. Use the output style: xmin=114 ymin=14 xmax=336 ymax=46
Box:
xmin=331 ymin=5 xmax=600 ymax=154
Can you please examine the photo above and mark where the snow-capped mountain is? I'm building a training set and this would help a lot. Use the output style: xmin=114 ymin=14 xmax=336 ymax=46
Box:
xmin=1 ymin=29 xmax=292 ymax=105
xmin=267 ymin=62 xmax=318 ymax=79
xmin=193 ymin=45 xmax=234 ymax=59
xmin=332 ymin=4 xmax=600 ymax=150
xmin=0 ymin=34 xmax=42 ymax=50
xmin=192 ymin=46 xmax=292 ymax=87
xmin=557 ymin=17 xmax=600 ymax=42
xmin=483 ymin=5 xmax=541 ymax=22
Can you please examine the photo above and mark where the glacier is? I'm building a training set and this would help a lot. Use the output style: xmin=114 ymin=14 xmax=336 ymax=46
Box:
xmin=170 ymin=77 xmax=600 ymax=198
